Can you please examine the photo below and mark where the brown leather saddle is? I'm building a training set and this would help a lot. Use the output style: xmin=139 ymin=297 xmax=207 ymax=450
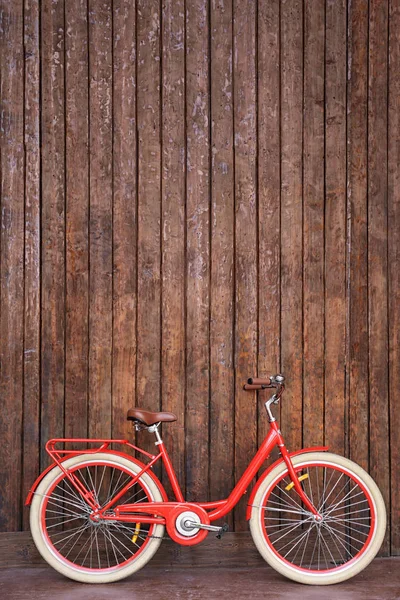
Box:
xmin=127 ymin=408 xmax=177 ymax=426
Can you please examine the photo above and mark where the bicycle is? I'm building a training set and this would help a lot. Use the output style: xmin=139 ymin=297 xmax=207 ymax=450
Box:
xmin=26 ymin=374 xmax=386 ymax=585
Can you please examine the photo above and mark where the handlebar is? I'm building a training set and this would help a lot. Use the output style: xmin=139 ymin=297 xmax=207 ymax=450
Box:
xmin=243 ymin=374 xmax=285 ymax=391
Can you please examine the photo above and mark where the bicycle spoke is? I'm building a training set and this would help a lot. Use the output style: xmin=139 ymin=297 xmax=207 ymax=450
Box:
xmin=282 ymin=524 xmax=316 ymax=558
xmin=323 ymin=521 xmax=368 ymax=546
xmin=299 ymin=525 xmax=313 ymax=568
xmin=272 ymin=484 xmax=307 ymax=512
xmin=266 ymin=520 xmax=306 ymax=530
xmin=323 ymin=489 xmax=365 ymax=518
xmin=317 ymin=466 xmax=335 ymax=512
xmin=324 ymin=497 xmax=369 ymax=516
xmin=52 ymin=523 xmax=89 ymax=544
xmin=95 ymin=527 xmax=101 ymax=569
xmin=321 ymin=521 xmax=361 ymax=555
xmin=317 ymin=526 xmax=330 ymax=570
xmin=104 ymin=526 xmax=119 ymax=565
xmin=265 ymin=505 xmax=310 ymax=516
xmin=96 ymin=465 xmax=107 ymax=500
xmin=56 ymin=523 xmax=90 ymax=553
xmin=319 ymin=527 xmax=337 ymax=567
xmin=63 ymin=524 xmax=91 ymax=560
xmin=317 ymin=472 xmax=344 ymax=511
xmin=325 ymin=524 xmax=349 ymax=563
xmin=267 ymin=491 xmax=306 ymax=512
xmin=102 ymin=527 xmax=111 ymax=569
xmin=43 ymin=491 xmax=91 ymax=514
xmin=104 ymin=526 xmax=135 ymax=557
xmin=46 ymin=515 xmax=86 ymax=528
xmin=101 ymin=527 xmax=129 ymax=563
xmin=309 ymin=527 xmax=319 ymax=568
xmin=270 ymin=518 xmax=313 ymax=545
xmin=326 ymin=516 xmax=371 ymax=530
xmin=53 ymin=483 xmax=90 ymax=508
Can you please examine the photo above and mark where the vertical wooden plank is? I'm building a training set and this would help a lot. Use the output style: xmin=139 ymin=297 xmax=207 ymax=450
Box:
xmin=368 ymin=0 xmax=390 ymax=556
xmin=40 ymin=0 xmax=65 ymax=468
xmin=210 ymin=0 xmax=234 ymax=519
xmin=136 ymin=0 xmax=161 ymax=460
xmin=22 ymin=0 xmax=41 ymax=530
xmin=233 ymin=0 xmax=257 ymax=529
xmin=324 ymin=0 xmax=347 ymax=456
xmin=388 ymin=0 xmax=400 ymax=556
xmin=347 ymin=0 xmax=369 ymax=471
xmin=257 ymin=0 xmax=280 ymax=451
xmin=280 ymin=0 xmax=303 ymax=453
xmin=161 ymin=0 xmax=186 ymax=495
xmin=88 ymin=0 xmax=113 ymax=439
xmin=302 ymin=0 xmax=325 ymax=447
xmin=65 ymin=0 xmax=89 ymax=444
xmin=185 ymin=0 xmax=210 ymax=502
xmin=112 ymin=0 xmax=137 ymax=443
xmin=0 ymin=0 xmax=25 ymax=531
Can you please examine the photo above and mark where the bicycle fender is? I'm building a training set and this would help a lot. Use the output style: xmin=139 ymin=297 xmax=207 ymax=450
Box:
xmin=25 ymin=450 xmax=168 ymax=506
xmin=245 ymin=446 xmax=329 ymax=520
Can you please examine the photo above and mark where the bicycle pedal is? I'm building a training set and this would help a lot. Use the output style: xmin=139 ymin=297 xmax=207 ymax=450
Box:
xmin=216 ymin=524 xmax=229 ymax=539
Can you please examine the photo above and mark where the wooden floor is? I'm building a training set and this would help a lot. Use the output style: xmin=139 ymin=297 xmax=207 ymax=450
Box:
xmin=0 ymin=559 xmax=399 ymax=600
xmin=0 ymin=532 xmax=398 ymax=599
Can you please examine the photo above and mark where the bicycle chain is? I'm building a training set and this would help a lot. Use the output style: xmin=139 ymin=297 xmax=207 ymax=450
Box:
xmin=148 ymin=534 xmax=168 ymax=540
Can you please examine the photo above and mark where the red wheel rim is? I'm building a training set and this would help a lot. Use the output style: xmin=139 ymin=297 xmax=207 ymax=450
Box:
xmin=260 ymin=460 xmax=377 ymax=575
xmin=40 ymin=460 xmax=156 ymax=573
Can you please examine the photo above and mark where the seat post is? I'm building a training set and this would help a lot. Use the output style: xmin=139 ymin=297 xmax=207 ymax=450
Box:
xmin=148 ymin=422 xmax=163 ymax=446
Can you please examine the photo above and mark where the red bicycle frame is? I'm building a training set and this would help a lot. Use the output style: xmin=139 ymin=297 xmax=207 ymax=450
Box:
xmin=26 ymin=377 xmax=328 ymax=545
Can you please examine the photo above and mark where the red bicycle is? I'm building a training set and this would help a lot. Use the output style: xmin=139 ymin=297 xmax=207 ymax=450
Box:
xmin=26 ymin=374 xmax=386 ymax=585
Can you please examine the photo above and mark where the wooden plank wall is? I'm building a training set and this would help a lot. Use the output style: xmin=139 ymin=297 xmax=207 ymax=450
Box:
xmin=0 ymin=0 xmax=399 ymax=556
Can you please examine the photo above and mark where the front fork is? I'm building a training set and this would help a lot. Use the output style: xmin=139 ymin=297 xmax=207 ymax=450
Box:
xmin=279 ymin=442 xmax=321 ymax=518
xmin=266 ymin=397 xmax=321 ymax=519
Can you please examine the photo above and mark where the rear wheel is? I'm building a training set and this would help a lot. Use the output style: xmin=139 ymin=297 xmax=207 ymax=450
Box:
xmin=30 ymin=453 xmax=165 ymax=583
xmin=249 ymin=452 xmax=386 ymax=585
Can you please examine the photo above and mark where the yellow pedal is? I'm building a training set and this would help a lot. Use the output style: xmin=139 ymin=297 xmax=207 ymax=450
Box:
xmin=131 ymin=523 xmax=141 ymax=544
xmin=285 ymin=473 xmax=309 ymax=491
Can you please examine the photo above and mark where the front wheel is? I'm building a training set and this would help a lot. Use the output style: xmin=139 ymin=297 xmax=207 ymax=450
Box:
xmin=249 ymin=452 xmax=386 ymax=585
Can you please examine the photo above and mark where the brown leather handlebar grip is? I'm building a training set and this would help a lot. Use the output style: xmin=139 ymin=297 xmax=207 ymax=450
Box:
xmin=243 ymin=383 xmax=264 ymax=391
xmin=247 ymin=377 xmax=271 ymax=386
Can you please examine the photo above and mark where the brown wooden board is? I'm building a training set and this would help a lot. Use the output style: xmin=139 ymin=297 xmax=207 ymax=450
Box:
xmin=161 ymin=0 xmax=186 ymax=497
xmin=280 ymin=0 xmax=303 ymax=455
xmin=233 ymin=0 xmax=258 ymax=530
xmin=22 ymin=0 xmax=41 ymax=529
xmin=324 ymin=0 xmax=347 ymax=456
xmin=0 ymin=0 xmax=25 ymax=531
xmin=388 ymin=0 xmax=400 ymax=557
xmin=302 ymin=0 xmax=325 ymax=448
xmin=112 ymin=0 xmax=137 ymax=445
xmin=88 ymin=0 xmax=113 ymax=440
xmin=65 ymin=0 xmax=89 ymax=447
xmin=368 ymin=0 xmax=390 ymax=556
xmin=40 ymin=0 xmax=65 ymax=469
xmin=257 ymin=0 xmax=281 ymax=456
xmin=136 ymin=0 xmax=162 ymax=469
xmin=209 ymin=0 xmax=234 ymax=524
xmin=185 ymin=0 xmax=211 ymax=503
xmin=347 ymin=0 xmax=369 ymax=471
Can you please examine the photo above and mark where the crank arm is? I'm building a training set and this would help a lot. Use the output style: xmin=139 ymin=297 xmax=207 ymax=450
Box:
xmin=185 ymin=520 xmax=229 ymax=538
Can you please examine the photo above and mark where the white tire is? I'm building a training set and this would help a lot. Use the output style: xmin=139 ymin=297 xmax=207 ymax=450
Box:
xmin=249 ymin=452 xmax=386 ymax=585
xmin=29 ymin=453 xmax=165 ymax=583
